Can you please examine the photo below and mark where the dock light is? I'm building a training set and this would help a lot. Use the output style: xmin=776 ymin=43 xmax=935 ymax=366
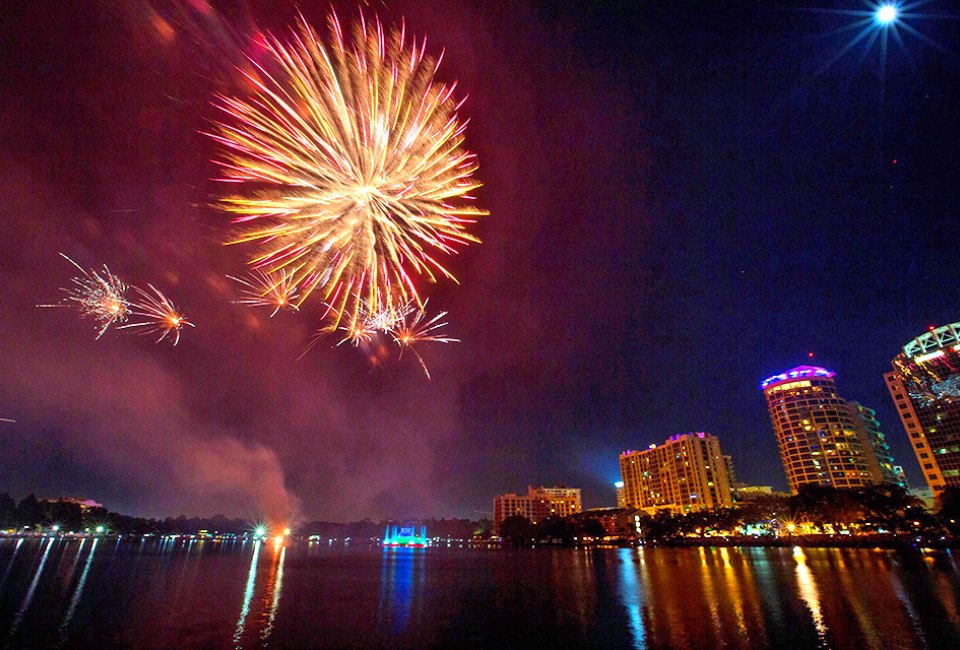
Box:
xmin=52 ymin=525 xmax=60 ymax=532
xmin=255 ymin=526 xmax=266 ymax=538
xmin=876 ymin=5 xmax=897 ymax=24
xmin=283 ymin=528 xmax=291 ymax=536
xmin=786 ymin=523 xmax=796 ymax=533
xmin=95 ymin=525 xmax=105 ymax=534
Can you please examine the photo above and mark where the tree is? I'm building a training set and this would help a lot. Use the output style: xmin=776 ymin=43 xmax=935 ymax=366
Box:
xmin=499 ymin=515 xmax=534 ymax=548
xmin=0 ymin=493 xmax=15 ymax=528
xmin=857 ymin=485 xmax=919 ymax=534
xmin=44 ymin=500 xmax=83 ymax=532
xmin=577 ymin=518 xmax=607 ymax=540
xmin=535 ymin=516 xmax=574 ymax=546
xmin=473 ymin=518 xmax=494 ymax=538
xmin=644 ymin=511 xmax=684 ymax=541
xmin=16 ymin=494 xmax=44 ymax=528
xmin=83 ymin=506 xmax=109 ymax=532
xmin=937 ymin=487 xmax=960 ymax=535
xmin=792 ymin=485 xmax=862 ymax=532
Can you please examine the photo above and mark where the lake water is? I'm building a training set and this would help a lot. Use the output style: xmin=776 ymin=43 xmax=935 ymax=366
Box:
xmin=0 ymin=538 xmax=959 ymax=648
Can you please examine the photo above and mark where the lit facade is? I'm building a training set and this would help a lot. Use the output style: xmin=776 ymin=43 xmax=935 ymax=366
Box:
xmin=493 ymin=486 xmax=582 ymax=534
xmin=846 ymin=401 xmax=906 ymax=488
xmin=618 ymin=432 xmax=733 ymax=514
xmin=762 ymin=365 xmax=873 ymax=493
xmin=884 ymin=323 xmax=960 ymax=496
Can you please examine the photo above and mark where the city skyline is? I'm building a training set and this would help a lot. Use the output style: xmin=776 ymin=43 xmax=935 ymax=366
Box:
xmin=0 ymin=1 xmax=958 ymax=522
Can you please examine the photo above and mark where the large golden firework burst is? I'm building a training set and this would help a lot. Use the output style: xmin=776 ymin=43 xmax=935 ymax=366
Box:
xmin=209 ymin=13 xmax=486 ymax=328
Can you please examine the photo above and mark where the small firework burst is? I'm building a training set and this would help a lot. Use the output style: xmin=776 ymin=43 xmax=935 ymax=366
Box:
xmin=366 ymin=300 xmax=416 ymax=332
xmin=228 ymin=269 xmax=300 ymax=317
xmin=333 ymin=299 xmax=414 ymax=347
xmin=390 ymin=302 xmax=458 ymax=379
xmin=318 ymin=300 xmax=456 ymax=377
xmin=121 ymin=284 xmax=194 ymax=345
xmin=335 ymin=321 xmax=377 ymax=348
xmin=39 ymin=253 xmax=131 ymax=339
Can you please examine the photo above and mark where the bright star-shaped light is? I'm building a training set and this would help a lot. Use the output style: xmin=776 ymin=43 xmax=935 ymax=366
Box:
xmin=876 ymin=5 xmax=898 ymax=24
xmin=797 ymin=1 xmax=954 ymax=80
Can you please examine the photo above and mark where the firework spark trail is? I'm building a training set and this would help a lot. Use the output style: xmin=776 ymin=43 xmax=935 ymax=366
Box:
xmin=38 ymin=253 xmax=131 ymax=339
xmin=120 ymin=284 xmax=194 ymax=346
xmin=227 ymin=269 xmax=300 ymax=317
xmin=208 ymin=12 xmax=487 ymax=329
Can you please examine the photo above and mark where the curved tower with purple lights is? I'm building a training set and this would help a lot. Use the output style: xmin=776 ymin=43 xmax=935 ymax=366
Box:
xmin=761 ymin=365 xmax=873 ymax=493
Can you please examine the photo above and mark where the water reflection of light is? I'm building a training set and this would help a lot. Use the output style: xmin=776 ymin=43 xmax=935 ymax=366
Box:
xmin=616 ymin=547 xmax=648 ymax=649
xmin=378 ymin=547 xmax=423 ymax=634
xmin=0 ymin=538 xmax=24 ymax=589
xmin=717 ymin=547 xmax=750 ymax=640
xmin=233 ymin=540 xmax=262 ymax=646
xmin=58 ymin=538 xmax=100 ymax=647
xmin=834 ymin=550 xmax=881 ymax=649
xmin=9 ymin=537 xmax=55 ymax=637
xmin=888 ymin=562 xmax=929 ymax=647
xmin=698 ymin=547 xmax=722 ymax=635
xmin=61 ymin=538 xmax=87 ymax=591
xmin=260 ymin=545 xmax=286 ymax=642
xmin=793 ymin=547 xmax=828 ymax=642
xmin=566 ymin=548 xmax=597 ymax=631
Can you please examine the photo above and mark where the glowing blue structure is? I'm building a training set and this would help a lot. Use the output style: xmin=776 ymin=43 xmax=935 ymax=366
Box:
xmin=383 ymin=524 xmax=428 ymax=548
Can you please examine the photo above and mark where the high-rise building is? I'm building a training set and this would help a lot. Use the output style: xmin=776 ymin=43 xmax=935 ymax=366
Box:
xmin=722 ymin=454 xmax=744 ymax=488
xmin=761 ymin=365 xmax=873 ymax=493
xmin=493 ymin=486 xmax=582 ymax=534
xmin=619 ymin=432 xmax=733 ymax=514
xmin=884 ymin=323 xmax=960 ymax=496
xmin=615 ymin=481 xmax=626 ymax=508
xmin=846 ymin=401 xmax=907 ymax=488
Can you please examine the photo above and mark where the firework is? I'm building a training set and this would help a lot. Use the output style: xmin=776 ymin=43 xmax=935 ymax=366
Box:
xmin=208 ymin=13 xmax=487 ymax=328
xmin=335 ymin=321 xmax=376 ymax=348
xmin=120 ymin=284 xmax=194 ymax=345
xmin=390 ymin=302 xmax=458 ymax=379
xmin=228 ymin=269 xmax=300 ymax=317
xmin=39 ymin=253 xmax=131 ymax=339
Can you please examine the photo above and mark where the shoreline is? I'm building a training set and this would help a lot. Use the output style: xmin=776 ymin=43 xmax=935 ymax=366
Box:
xmin=3 ymin=532 xmax=958 ymax=550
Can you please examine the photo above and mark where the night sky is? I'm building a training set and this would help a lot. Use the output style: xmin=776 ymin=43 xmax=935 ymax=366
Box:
xmin=1 ymin=1 xmax=958 ymax=522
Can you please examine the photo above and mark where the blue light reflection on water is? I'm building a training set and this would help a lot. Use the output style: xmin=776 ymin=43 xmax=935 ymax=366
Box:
xmin=56 ymin=537 xmax=98 ymax=648
xmin=378 ymin=547 xmax=424 ymax=634
xmin=616 ymin=547 xmax=647 ymax=649
xmin=6 ymin=537 xmax=53 ymax=641
xmin=0 ymin=539 xmax=22 ymax=591
xmin=232 ymin=539 xmax=261 ymax=646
